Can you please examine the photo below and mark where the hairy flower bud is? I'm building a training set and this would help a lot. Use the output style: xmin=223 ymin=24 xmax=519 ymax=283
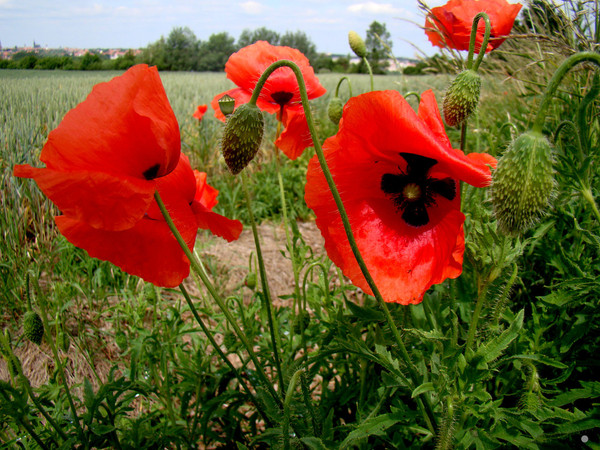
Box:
xmin=348 ymin=31 xmax=367 ymax=58
xmin=328 ymin=97 xmax=344 ymax=125
xmin=492 ymin=131 xmax=555 ymax=235
xmin=221 ymin=103 xmax=264 ymax=175
xmin=23 ymin=311 xmax=44 ymax=345
xmin=443 ymin=69 xmax=481 ymax=127
xmin=218 ymin=94 xmax=236 ymax=117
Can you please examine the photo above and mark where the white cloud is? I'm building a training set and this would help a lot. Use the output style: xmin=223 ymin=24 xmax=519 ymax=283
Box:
xmin=239 ymin=1 xmax=265 ymax=14
xmin=348 ymin=2 xmax=404 ymax=14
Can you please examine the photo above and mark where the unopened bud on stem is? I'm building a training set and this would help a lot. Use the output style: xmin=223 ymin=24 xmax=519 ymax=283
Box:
xmin=492 ymin=131 xmax=555 ymax=235
xmin=221 ymin=103 xmax=264 ymax=175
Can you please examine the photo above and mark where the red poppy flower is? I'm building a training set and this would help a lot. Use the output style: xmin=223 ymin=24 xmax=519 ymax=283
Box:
xmin=13 ymin=64 xmax=180 ymax=231
xmin=425 ymin=0 xmax=522 ymax=53
xmin=305 ymin=90 xmax=496 ymax=304
xmin=55 ymin=154 xmax=243 ymax=287
xmin=211 ymin=41 xmax=325 ymax=158
xmin=193 ymin=104 xmax=208 ymax=121
xmin=274 ymin=108 xmax=313 ymax=160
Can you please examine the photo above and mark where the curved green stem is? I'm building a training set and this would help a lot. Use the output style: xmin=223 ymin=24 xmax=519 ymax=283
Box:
xmin=154 ymin=191 xmax=282 ymax=408
xmin=532 ymin=52 xmax=600 ymax=134
xmin=466 ymin=12 xmax=491 ymax=72
xmin=335 ymin=76 xmax=353 ymax=97
xmin=240 ymin=171 xmax=286 ymax=394
xmin=576 ymin=71 xmax=600 ymax=157
xmin=363 ymin=56 xmax=375 ymax=91
xmin=248 ymin=59 xmax=436 ymax=432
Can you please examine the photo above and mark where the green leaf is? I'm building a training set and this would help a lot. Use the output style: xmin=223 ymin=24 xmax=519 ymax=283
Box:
xmin=83 ymin=377 xmax=95 ymax=409
xmin=345 ymin=299 xmax=385 ymax=322
xmin=505 ymin=354 xmax=568 ymax=369
xmin=301 ymin=437 xmax=329 ymax=450
xmin=339 ymin=412 xmax=404 ymax=449
xmin=473 ymin=309 xmax=524 ymax=365
xmin=411 ymin=382 xmax=434 ymax=398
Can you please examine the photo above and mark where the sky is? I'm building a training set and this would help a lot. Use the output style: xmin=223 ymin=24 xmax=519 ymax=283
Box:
xmin=0 ymin=0 xmax=447 ymax=58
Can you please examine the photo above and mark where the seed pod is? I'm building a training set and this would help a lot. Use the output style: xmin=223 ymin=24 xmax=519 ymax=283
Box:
xmin=328 ymin=97 xmax=344 ymax=125
xmin=443 ymin=69 xmax=481 ymax=127
xmin=218 ymin=94 xmax=236 ymax=117
xmin=23 ymin=311 xmax=44 ymax=345
xmin=221 ymin=103 xmax=264 ymax=175
xmin=492 ymin=131 xmax=555 ymax=235
xmin=348 ymin=31 xmax=367 ymax=58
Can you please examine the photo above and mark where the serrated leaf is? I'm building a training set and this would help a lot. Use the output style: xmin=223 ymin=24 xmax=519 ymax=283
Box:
xmin=301 ymin=437 xmax=329 ymax=450
xmin=505 ymin=354 xmax=568 ymax=369
xmin=339 ymin=412 xmax=404 ymax=449
xmin=473 ymin=309 xmax=524 ymax=364
xmin=345 ymin=299 xmax=385 ymax=322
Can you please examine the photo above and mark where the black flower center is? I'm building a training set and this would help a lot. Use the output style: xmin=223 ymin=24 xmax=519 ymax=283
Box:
xmin=380 ymin=153 xmax=456 ymax=227
xmin=271 ymin=91 xmax=294 ymax=106
xmin=143 ymin=163 xmax=160 ymax=180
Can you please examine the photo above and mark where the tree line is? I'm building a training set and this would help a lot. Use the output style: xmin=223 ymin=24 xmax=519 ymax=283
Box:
xmin=1 ymin=22 xmax=406 ymax=74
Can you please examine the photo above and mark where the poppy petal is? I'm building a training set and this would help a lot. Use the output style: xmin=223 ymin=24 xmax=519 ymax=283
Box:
xmin=305 ymin=90 xmax=495 ymax=304
xmin=40 ymin=64 xmax=180 ymax=179
xmin=193 ymin=104 xmax=208 ymax=121
xmin=275 ymin=108 xmax=313 ymax=160
xmin=14 ymin=164 xmax=155 ymax=231
xmin=225 ymin=41 xmax=325 ymax=106
xmin=55 ymin=213 xmax=196 ymax=288
xmin=425 ymin=0 xmax=522 ymax=53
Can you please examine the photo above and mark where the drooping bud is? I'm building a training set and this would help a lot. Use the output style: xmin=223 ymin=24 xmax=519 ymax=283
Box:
xmin=328 ymin=97 xmax=344 ymax=125
xmin=221 ymin=103 xmax=264 ymax=175
xmin=244 ymin=272 xmax=257 ymax=290
xmin=23 ymin=311 xmax=44 ymax=345
xmin=218 ymin=94 xmax=236 ymax=117
xmin=348 ymin=31 xmax=367 ymax=58
xmin=443 ymin=69 xmax=481 ymax=127
xmin=491 ymin=131 xmax=555 ymax=235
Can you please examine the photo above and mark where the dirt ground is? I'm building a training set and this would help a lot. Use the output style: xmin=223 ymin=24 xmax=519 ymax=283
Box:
xmin=0 ymin=220 xmax=329 ymax=388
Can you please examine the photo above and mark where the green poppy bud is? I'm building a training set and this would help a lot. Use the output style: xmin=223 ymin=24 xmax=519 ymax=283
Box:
xmin=244 ymin=272 xmax=257 ymax=290
xmin=443 ymin=69 xmax=481 ymax=127
xmin=348 ymin=31 xmax=367 ymax=58
xmin=221 ymin=103 xmax=264 ymax=175
xmin=328 ymin=97 xmax=344 ymax=125
xmin=23 ymin=311 xmax=44 ymax=345
xmin=492 ymin=131 xmax=555 ymax=235
xmin=218 ymin=94 xmax=236 ymax=117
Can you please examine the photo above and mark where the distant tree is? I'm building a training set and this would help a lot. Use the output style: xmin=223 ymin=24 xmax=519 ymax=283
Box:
xmin=113 ymin=50 xmax=137 ymax=70
xmin=237 ymin=27 xmax=280 ymax=48
xmin=80 ymin=52 xmax=102 ymax=70
xmin=198 ymin=32 xmax=237 ymax=71
xmin=365 ymin=21 xmax=392 ymax=74
xmin=280 ymin=30 xmax=317 ymax=63
xmin=164 ymin=26 xmax=200 ymax=71
xmin=141 ymin=36 xmax=168 ymax=70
